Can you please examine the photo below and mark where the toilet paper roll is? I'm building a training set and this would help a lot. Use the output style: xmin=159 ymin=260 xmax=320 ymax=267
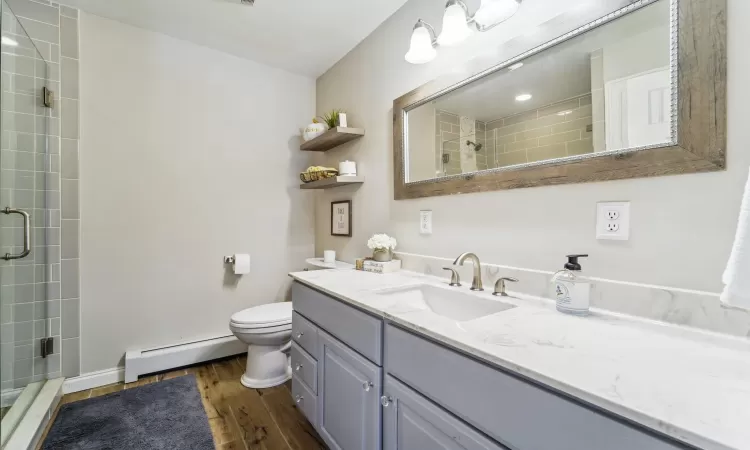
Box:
xmin=339 ymin=160 xmax=357 ymax=176
xmin=324 ymin=250 xmax=336 ymax=263
xmin=233 ymin=254 xmax=250 ymax=275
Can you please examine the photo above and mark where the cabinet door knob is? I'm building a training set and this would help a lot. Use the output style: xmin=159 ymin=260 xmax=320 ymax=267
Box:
xmin=295 ymin=363 xmax=302 ymax=371
xmin=295 ymin=395 xmax=303 ymax=404
xmin=295 ymin=332 xmax=304 ymax=339
xmin=362 ymin=381 xmax=374 ymax=391
xmin=380 ymin=396 xmax=392 ymax=407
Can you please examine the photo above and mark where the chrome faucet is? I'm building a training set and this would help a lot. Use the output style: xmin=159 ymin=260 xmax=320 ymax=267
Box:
xmin=493 ymin=277 xmax=518 ymax=296
xmin=453 ymin=252 xmax=483 ymax=291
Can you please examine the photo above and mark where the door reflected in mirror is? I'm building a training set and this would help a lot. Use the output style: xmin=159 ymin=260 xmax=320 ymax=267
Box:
xmin=406 ymin=0 xmax=672 ymax=183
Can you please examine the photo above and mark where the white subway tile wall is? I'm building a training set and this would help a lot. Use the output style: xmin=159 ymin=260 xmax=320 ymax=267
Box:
xmin=1 ymin=0 xmax=80 ymax=393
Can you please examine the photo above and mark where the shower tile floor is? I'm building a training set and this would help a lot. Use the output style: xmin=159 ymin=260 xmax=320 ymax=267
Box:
xmin=38 ymin=356 xmax=326 ymax=450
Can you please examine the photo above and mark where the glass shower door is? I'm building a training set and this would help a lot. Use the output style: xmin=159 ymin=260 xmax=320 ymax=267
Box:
xmin=0 ymin=0 xmax=54 ymax=444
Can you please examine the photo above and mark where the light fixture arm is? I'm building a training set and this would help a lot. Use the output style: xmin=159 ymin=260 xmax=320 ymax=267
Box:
xmin=469 ymin=0 xmax=523 ymax=32
xmin=415 ymin=19 xmax=438 ymax=46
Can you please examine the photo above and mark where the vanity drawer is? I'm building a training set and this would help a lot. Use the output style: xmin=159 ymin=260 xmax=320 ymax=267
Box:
xmin=385 ymin=325 xmax=686 ymax=450
xmin=292 ymin=311 xmax=318 ymax=357
xmin=292 ymin=375 xmax=318 ymax=428
xmin=291 ymin=342 xmax=318 ymax=394
xmin=292 ymin=282 xmax=382 ymax=365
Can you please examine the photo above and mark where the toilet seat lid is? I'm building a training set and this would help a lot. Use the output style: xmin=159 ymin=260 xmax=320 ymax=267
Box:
xmin=231 ymin=302 xmax=292 ymax=327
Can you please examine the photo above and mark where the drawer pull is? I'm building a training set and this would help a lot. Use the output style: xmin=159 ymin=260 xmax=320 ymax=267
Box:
xmin=295 ymin=363 xmax=303 ymax=371
xmin=363 ymin=381 xmax=373 ymax=392
xmin=380 ymin=395 xmax=392 ymax=407
xmin=295 ymin=395 xmax=303 ymax=404
xmin=295 ymin=332 xmax=304 ymax=339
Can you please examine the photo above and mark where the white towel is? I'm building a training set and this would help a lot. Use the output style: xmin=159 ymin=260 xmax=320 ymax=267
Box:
xmin=721 ymin=167 xmax=750 ymax=308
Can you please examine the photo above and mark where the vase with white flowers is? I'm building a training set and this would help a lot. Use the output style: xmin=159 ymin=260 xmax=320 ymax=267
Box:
xmin=367 ymin=234 xmax=397 ymax=262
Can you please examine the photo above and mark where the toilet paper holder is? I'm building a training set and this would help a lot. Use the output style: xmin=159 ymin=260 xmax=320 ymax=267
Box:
xmin=223 ymin=255 xmax=236 ymax=264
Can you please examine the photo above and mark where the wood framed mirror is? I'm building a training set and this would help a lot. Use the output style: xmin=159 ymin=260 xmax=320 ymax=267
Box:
xmin=393 ymin=0 xmax=726 ymax=200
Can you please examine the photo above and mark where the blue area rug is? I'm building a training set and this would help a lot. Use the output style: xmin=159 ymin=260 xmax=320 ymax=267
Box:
xmin=42 ymin=374 xmax=214 ymax=450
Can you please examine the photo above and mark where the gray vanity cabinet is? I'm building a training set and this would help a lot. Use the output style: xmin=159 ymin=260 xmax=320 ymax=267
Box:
xmin=382 ymin=375 xmax=508 ymax=450
xmin=291 ymin=281 xmax=689 ymax=450
xmin=318 ymin=330 xmax=382 ymax=450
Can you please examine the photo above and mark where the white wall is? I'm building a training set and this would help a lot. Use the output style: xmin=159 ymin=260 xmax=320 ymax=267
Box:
xmin=407 ymin=102 xmax=436 ymax=182
xmin=79 ymin=13 xmax=316 ymax=372
xmin=314 ymin=0 xmax=747 ymax=294
xmin=602 ymin=26 xmax=670 ymax=83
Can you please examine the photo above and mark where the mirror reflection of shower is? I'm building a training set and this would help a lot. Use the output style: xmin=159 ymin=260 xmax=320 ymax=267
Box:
xmin=466 ymin=140 xmax=483 ymax=152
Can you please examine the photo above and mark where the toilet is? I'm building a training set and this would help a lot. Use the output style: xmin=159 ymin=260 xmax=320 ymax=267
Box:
xmin=229 ymin=302 xmax=293 ymax=388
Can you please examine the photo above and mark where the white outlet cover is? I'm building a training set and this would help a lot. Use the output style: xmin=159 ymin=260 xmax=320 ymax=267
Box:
xmin=596 ymin=202 xmax=630 ymax=240
xmin=420 ymin=210 xmax=433 ymax=235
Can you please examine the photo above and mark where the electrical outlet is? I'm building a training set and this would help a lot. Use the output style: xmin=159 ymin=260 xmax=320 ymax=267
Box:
xmin=420 ymin=210 xmax=433 ymax=235
xmin=596 ymin=202 xmax=630 ymax=240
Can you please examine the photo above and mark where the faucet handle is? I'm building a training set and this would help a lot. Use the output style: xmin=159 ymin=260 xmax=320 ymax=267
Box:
xmin=442 ymin=267 xmax=462 ymax=287
xmin=493 ymin=277 xmax=518 ymax=297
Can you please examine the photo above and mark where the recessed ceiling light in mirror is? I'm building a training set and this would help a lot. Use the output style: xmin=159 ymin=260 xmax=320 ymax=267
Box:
xmin=515 ymin=94 xmax=532 ymax=102
xmin=557 ymin=110 xmax=573 ymax=116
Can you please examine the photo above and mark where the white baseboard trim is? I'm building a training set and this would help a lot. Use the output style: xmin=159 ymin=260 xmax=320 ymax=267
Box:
xmin=63 ymin=335 xmax=246 ymax=392
xmin=63 ymin=367 xmax=125 ymax=394
xmin=125 ymin=335 xmax=246 ymax=383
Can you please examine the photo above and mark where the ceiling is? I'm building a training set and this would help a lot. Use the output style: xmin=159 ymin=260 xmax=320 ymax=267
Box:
xmin=432 ymin=0 xmax=669 ymax=122
xmin=57 ymin=0 xmax=409 ymax=77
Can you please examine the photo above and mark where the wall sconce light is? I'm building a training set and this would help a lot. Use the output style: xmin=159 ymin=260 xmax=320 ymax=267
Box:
xmin=405 ymin=0 xmax=522 ymax=64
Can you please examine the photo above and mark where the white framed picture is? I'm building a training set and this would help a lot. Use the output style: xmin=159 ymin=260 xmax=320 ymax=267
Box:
xmin=331 ymin=200 xmax=352 ymax=237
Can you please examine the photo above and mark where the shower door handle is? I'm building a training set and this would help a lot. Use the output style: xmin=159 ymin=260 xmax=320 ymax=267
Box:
xmin=2 ymin=207 xmax=31 ymax=260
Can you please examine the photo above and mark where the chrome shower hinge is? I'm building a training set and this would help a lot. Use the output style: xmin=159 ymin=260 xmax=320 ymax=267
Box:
xmin=40 ymin=337 xmax=53 ymax=358
xmin=42 ymin=87 xmax=54 ymax=108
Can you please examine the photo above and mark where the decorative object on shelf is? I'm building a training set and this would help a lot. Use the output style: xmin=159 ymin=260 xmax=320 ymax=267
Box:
xmin=318 ymin=109 xmax=344 ymax=129
xmin=303 ymin=119 xmax=327 ymax=142
xmin=363 ymin=259 xmax=401 ymax=274
xmin=338 ymin=112 xmax=348 ymax=127
xmin=367 ymin=234 xmax=397 ymax=262
xmin=339 ymin=160 xmax=357 ymax=176
xmin=405 ymin=0 xmax=522 ymax=64
xmin=300 ymin=166 xmax=338 ymax=183
xmin=323 ymin=250 xmax=336 ymax=263
xmin=331 ymin=200 xmax=352 ymax=237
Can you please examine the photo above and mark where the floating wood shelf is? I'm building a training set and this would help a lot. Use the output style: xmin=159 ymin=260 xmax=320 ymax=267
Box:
xmin=300 ymin=127 xmax=365 ymax=152
xmin=300 ymin=176 xmax=365 ymax=190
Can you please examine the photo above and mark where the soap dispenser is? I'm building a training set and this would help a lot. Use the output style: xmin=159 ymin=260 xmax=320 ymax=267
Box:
xmin=551 ymin=254 xmax=590 ymax=316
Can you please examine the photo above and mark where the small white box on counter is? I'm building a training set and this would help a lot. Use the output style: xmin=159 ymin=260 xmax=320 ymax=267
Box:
xmin=362 ymin=259 xmax=401 ymax=274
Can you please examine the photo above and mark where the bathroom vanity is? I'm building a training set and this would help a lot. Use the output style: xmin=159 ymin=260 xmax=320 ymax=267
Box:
xmin=287 ymin=270 xmax=750 ymax=450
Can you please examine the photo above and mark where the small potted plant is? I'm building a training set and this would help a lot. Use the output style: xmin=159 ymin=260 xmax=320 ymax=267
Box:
xmin=367 ymin=234 xmax=397 ymax=262
xmin=318 ymin=109 xmax=343 ymax=129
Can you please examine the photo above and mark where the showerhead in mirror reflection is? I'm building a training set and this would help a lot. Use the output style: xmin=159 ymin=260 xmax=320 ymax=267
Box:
xmin=404 ymin=0 xmax=674 ymax=184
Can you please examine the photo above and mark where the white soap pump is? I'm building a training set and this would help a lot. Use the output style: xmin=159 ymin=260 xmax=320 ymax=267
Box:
xmin=551 ymin=254 xmax=590 ymax=316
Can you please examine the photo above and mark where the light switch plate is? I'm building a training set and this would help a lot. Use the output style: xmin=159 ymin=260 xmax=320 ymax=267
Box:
xmin=596 ymin=202 xmax=630 ymax=240
xmin=420 ymin=210 xmax=433 ymax=235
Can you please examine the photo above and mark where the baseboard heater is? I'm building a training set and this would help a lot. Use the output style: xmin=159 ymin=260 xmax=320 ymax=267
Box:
xmin=124 ymin=335 xmax=246 ymax=383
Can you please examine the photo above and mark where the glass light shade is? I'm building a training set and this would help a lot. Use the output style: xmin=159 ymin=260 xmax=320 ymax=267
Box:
xmin=437 ymin=3 xmax=471 ymax=46
xmin=405 ymin=26 xmax=437 ymax=64
xmin=474 ymin=0 xmax=520 ymax=27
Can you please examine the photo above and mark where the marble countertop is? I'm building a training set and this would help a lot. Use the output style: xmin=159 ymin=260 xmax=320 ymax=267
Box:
xmin=289 ymin=269 xmax=750 ymax=450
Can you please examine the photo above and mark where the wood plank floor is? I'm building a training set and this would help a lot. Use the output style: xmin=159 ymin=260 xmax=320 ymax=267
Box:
xmin=38 ymin=356 xmax=327 ymax=450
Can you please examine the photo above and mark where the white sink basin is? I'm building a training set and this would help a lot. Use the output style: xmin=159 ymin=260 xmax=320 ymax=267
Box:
xmin=375 ymin=284 xmax=515 ymax=321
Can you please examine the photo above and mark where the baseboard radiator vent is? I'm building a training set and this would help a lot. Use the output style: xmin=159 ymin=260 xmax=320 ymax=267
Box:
xmin=124 ymin=335 xmax=246 ymax=383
